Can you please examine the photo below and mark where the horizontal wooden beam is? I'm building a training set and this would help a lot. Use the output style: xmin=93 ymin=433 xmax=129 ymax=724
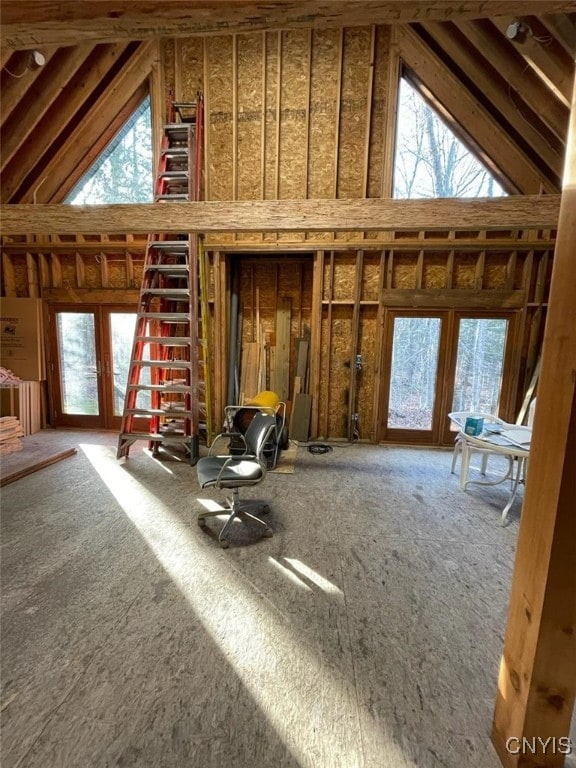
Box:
xmin=375 ymin=288 xmax=525 ymax=308
xmin=2 ymin=1 xmax=574 ymax=49
xmin=0 ymin=235 xmax=557 ymax=254
xmin=0 ymin=197 xmax=561 ymax=235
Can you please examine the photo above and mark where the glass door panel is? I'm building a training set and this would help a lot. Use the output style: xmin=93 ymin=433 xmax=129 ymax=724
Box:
xmin=388 ymin=316 xmax=441 ymax=431
xmin=56 ymin=312 xmax=100 ymax=417
xmin=109 ymin=312 xmax=137 ymax=417
xmin=451 ymin=318 xmax=508 ymax=415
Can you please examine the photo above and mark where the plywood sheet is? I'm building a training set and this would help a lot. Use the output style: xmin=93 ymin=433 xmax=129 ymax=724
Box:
xmin=335 ymin=28 xmax=371 ymax=242
xmin=205 ymin=36 xmax=234 ymax=203
xmin=181 ymin=37 xmax=204 ymax=100
xmin=0 ymin=298 xmax=45 ymax=380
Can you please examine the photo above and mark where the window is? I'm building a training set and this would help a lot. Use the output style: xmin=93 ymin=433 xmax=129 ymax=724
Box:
xmin=393 ymin=77 xmax=506 ymax=199
xmin=66 ymin=96 xmax=153 ymax=204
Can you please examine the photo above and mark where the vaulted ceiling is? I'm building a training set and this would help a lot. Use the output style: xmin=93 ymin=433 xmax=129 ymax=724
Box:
xmin=1 ymin=1 xmax=574 ymax=204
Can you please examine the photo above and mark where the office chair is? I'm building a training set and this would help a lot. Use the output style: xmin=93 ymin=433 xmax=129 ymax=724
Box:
xmin=196 ymin=412 xmax=277 ymax=548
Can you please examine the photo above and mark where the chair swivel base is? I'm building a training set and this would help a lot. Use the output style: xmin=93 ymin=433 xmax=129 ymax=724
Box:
xmin=197 ymin=490 xmax=272 ymax=548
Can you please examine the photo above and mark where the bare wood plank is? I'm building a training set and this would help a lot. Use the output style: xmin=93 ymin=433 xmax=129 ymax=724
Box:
xmin=4 ymin=2 xmax=574 ymax=48
xmin=260 ymin=30 xmax=267 ymax=211
xmin=1 ymin=46 xmax=95 ymax=172
xmin=202 ymin=36 xmax=211 ymax=203
xmin=446 ymin=249 xmax=455 ymax=289
xmin=505 ymin=251 xmax=517 ymax=291
xmin=372 ymin=249 xmax=386 ymax=441
xmin=322 ymin=251 xmax=335 ymax=437
xmin=492 ymin=73 xmax=576 ymax=766
xmin=457 ymin=19 xmax=569 ymax=143
xmin=38 ymin=253 xmax=50 ymax=288
xmin=0 ymin=47 xmax=58 ymax=126
xmin=0 ymin=448 xmax=77 ymax=487
xmin=24 ymin=252 xmax=39 ymax=298
xmin=540 ymin=13 xmax=576 ymax=58
xmin=22 ymin=47 xmax=154 ymax=203
xmin=378 ymin=288 xmax=525 ymax=308
xmin=100 ymin=254 xmax=109 ymax=288
xmin=423 ymin=21 xmax=565 ymax=181
xmin=347 ymin=250 xmax=363 ymax=441
xmin=492 ymin=16 xmax=574 ymax=107
xmin=1 ymin=42 xmax=130 ymax=203
xmin=75 ymin=252 xmax=85 ymax=288
xmin=396 ymin=24 xmax=558 ymax=194
xmin=381 ymin=26 xmax=400 ymax=198
xmin=415 ymin=249 xmax=424 ymax=289
xmin=2 ymin=252 xmax=16 ymax=296
xmin=309 ymin=250 xmax=324 ymax=438
xmin=475 ymin=250 xmax=485 ymax=290
xmin=333 ymin=28 xmax=344 ymax=202
xmin=150 ymin=40 xmax=165 ymax=176
xmin=0 ymin=195 xmax=561 ymax=234
xmin=303 ymin=28 xmax=312 ymax=201
xmin=125 ymin=253 xmax=134 ymax=288
xmin=50 ymin=253 xmax=62 ymax=287
xmin=41 ymin=287 xmax=140 ymax=303
xmin=274 ymin=31 xmax=283 ymax=205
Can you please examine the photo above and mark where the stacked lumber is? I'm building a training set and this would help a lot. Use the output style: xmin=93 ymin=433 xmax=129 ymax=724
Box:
xmin=0 ymin=416 xmax=24 ymax=456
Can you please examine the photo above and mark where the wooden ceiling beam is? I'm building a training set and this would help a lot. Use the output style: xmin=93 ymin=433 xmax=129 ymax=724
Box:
xmin=17 ymin=43 xmax=155 ymax=203
xmin=1 ymin=45 xmax=97 ymax=173
xmin=492 ymin=16 xmax=575 ymax=106
xmin=540 ymin=13 xmax=576 ymax=57
xmin=422 ymin=22 xmax=564 ymax=184
xmin=0 ymin=196 xmax=561 ymax=234
xmin=0 ymin=42 xmax=130 ymax=203
xmin=2 ymin=1 xmax=575 ymax=48
xmin=395 ymin=25 xmax=558 ymax=194
xmin=457 ymin=19 xmax=570 ymax=142
xmin=1 ymin=47 xmax=58 ymax=122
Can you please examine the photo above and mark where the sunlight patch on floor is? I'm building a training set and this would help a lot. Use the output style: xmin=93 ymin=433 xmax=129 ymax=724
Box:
xmin=80 ymin=443 xmax=416 ymax=768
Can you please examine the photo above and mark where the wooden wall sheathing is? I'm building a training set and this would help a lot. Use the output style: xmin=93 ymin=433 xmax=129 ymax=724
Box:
xmin=307 ymin=29 xmax=341 ymax=243
xmin=361 ymin=253 xmax=381 ymax=301
xmin=263 ymin=32 xmax=279 ymax=243
xmin=83 ymin=258 xmax=101 ymax=288
xmin=422 ymin=253 xmax=448 ymax=289
xmin=236 ymin=34 xmax=263 ymax=244
xmin=335 ymin=28 xmax=372 ymax=242
xmin=332 ymin=253 xmax=357 ymax=301
xmin=277 ymin=30 xmax=310 ymax=243
xmin=327 ymin=307 xmax=353 ymax=438
xmin=483 ymin=253 xmax=509 ymax=290
xmin=392 ymin=254 xmax=417 ymax=288
xmin=365 ymin=26 xmax=390 ymax=210
xmin=205 ymin=36 xmax=234 ymax=245
xmin=453 ymin=253 xmax=478 ymax=289
xmin=161 ymin=39 xmax=176 ymax=102
xmin=356 ymin=307 xmax=378 ymax=440
xmin=180 ymin=37 xmax=204 ymax=100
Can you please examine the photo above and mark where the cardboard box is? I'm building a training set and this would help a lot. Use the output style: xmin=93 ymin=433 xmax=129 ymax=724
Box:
xmin=0 ymin=298 xmax=45 ymax=381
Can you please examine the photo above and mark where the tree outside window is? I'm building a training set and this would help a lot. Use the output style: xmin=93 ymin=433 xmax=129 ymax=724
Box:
xmin=393 ymin=77 xmax=506 ymax=199
xmin=66 ymin=96 xmax=153 ymax=204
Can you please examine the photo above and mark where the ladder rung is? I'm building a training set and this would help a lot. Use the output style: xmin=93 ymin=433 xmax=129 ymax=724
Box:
xmin=149 ymin=240 xmax=189 ymax=250
xmin=155 ymin=194 xmax=189 ymax=201
xmin=128 ymin=384 xmax=191 ymax=392
xmin=142 ymin=288 xmax=190 ymax=297
xmin=126 ymin=408 xmax=193 ymax=417
xmin=144 ymin=266 xmax=189 ymax=275
xmin=132 ymin=360 xmax=190 ymax=369
xmin=162 ymin=147 xmax=188 ymax=155
xmin=139 ymin=312 xmax=190 ymax=321
xmin=158 ymin=171 xmax=189 ymax=179
xmin=136 ymin=336 xmax=190 ymax=346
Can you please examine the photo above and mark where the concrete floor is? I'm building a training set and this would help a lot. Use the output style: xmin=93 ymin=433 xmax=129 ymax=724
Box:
xmin=1 ymin=431 xmax=573 ymax=768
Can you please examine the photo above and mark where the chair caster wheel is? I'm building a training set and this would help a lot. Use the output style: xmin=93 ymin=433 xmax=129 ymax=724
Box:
xmin=263 ymin=529 xmax=273 ymax=538
xmin=219 ymin=539 xmax=230 ymax=549
xmin=198 ymin=517 xmax=205 ymax=526
xmin=262 ymin=504 xmax=271 ymax=514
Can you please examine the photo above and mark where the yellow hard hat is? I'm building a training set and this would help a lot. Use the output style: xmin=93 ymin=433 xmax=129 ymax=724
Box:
xmin=247 ymin=390 xmax=280 ymax=409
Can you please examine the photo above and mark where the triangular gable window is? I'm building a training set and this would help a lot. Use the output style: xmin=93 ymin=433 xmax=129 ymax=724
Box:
xmin=393 ymin=77 xmax=506 ymax=199
xmin=66 ymin=96 xmax=153 ymax=204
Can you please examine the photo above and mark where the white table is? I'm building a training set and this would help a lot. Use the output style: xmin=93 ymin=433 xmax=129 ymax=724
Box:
xmin=458 ymin=425 xmax=531 ymax=525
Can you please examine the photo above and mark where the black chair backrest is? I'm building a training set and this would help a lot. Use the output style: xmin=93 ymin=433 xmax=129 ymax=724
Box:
xmin=244 ymin=413 xmax=276 ymax=460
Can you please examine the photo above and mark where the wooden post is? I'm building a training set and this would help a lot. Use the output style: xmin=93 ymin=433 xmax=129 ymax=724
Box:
xmin=492 ymin=72 xmax=576 ymax=768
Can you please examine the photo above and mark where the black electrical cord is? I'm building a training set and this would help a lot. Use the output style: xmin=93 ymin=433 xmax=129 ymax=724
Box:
xmin=307 ymin=444 xmax=333 ymax=455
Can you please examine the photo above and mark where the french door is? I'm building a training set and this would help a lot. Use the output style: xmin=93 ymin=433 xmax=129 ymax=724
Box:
xmin=379 ymin=310 xmax=518 ymax=445
xmin=48 ymin=305 xmax=137 ymax=429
